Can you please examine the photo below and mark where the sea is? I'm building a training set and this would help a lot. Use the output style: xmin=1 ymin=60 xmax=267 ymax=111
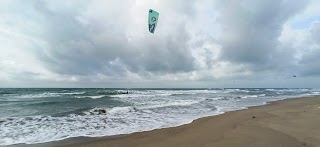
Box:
xmin=0 ymin=88 xmax=319 ymax=146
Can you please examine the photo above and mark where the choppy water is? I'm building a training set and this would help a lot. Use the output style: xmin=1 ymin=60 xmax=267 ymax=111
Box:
xmin=0 ymin=88 xmax=319 ymax=145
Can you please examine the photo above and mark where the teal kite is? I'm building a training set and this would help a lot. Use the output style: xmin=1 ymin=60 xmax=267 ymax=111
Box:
xmin=148 ymin=9 xmax=159 ymax=34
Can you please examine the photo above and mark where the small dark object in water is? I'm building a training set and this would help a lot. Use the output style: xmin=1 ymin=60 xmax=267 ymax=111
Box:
xmin=100 ymin=109 xmax=106 ymax=113
xmin=93 ymin=109 xmax=107 ymax=115
xmin=252 ymin=116 xmax=256 ymax=119
xmin=121 ymin=90 xmax=129 ymax=94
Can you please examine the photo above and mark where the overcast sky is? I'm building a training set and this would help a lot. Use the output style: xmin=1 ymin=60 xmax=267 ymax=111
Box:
xmin=1 ymin=0 xmax=320 ymax=88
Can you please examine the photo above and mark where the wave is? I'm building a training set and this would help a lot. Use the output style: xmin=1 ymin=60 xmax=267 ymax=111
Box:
xmin=109 ymin=94 xmax=156 ymax=98
xmin=311 ymin=92 xmax=320 ymax=95
xmin=82 ymin=100 xmax=199 ymax=116
xmin=241 ymin=94 xmax=266 ymax=99
xmin=110 ymin=90 xmax=221 ymax=98
xmin=94 ymin=90 xmax=129 ymax=95
xmin=139 ymin=100 xmax=200 ymax=110
xmin=82 ymin=107 xmax=109 ymax=115
xmin=75 ymin=95 xmax=106 ymax=99
xmin=108 ymin=106 xmax=138 ymax=114
xmin=81 ymin=106 xmax=138 ymax=116
xmin=0 ymin=111 xmax=195 ymax=146
xmin=0 ymin=92 xmax=15 ymax=95
xmin=14 ymin=93 xmax=61 ymax=98
xmin=13 ymin=92 xmax=86 ymax=99
xmin=40 ymin=91 xmax=86 ymax=95
xmin=266 ymin=88 xmax=310 ymax=92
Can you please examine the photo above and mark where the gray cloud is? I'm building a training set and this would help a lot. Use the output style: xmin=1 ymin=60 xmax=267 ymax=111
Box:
xmin=216 ymin=0 xmax=308 ymax=69
xmin=299 ymin=22 xmax=320 ymax=76
xmin=27 ymin=0 xmax=197 ymax=77
xmin=1 ymin=0 xmax=319 ymax=87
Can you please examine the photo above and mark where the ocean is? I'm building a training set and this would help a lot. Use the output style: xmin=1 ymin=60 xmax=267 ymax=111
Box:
xmin=0 ymin=88 xmax=319 ymax=145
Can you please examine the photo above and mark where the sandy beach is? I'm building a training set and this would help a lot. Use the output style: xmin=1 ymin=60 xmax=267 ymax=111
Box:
xmin=42 ymin=96 xmax=319 ymax=147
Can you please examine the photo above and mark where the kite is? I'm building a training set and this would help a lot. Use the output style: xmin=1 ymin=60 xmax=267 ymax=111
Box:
xmin=148 ymin=9 xmax=159 ymax=34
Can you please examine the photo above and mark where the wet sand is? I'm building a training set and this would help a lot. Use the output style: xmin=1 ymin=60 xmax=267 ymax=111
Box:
xmin=42 ymin=96 xmax=320 ymax=147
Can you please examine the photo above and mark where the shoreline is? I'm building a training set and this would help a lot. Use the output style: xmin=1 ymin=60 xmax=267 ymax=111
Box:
xmin=12 ymin=95 xmax=320 ymax=147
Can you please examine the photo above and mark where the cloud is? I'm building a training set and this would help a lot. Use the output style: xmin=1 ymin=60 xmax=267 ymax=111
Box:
xmin=0 ymin=0 xmax=319 ymax=87
xmin=215 ymin=0 xmax=308 ymax=67
xmin=29 ymin=0 xmax=198 ymax=76
xmin=297 ymin=22 xmax=320 ymax=76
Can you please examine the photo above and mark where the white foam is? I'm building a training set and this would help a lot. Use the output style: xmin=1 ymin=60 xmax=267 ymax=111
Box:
xmin=110 ymin=89 xmax=221 ymax=99
xmin=75 ymin=95 xmax=105 ymax=99
xmin=311 ymin=92 xmax=320 ymax=95
xmin=15 ymin=92 xmax=86 ymax=99
xmin=0 ymin=111 xmax=198 ymax=146
xmin=139 ymin=100 xmax=199 ymax=110
xmin=51 ymin=92 xmax=86 ymax=95
xmin=108 ymin=106 xmax=137 ymax=114
xmin=15 ymin=93 xmax=60 ymax=98
xmin=242 ymin=94 xmax=266 ymax=98
xmin=110 ymin=94 xmax=156 ymax=98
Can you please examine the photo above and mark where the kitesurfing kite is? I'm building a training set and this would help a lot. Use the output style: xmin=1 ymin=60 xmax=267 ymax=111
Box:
xmin=148 ymin=9 xmax=159 ymax=34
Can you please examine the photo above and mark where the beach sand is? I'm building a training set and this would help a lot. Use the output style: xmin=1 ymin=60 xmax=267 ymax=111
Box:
xmin=38 ymin=96 xmax=320 ymax=147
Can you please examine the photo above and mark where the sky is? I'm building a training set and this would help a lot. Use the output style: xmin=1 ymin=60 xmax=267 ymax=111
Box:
xmin=0 ymin=0 xmax=320 ymax=88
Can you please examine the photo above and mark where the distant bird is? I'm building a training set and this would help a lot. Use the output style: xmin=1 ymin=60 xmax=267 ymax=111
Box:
xmin=293 ymin=75 xmax=297 ymax=77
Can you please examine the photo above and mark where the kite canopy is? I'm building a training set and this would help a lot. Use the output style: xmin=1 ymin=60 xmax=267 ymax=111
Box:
xmin=148 ymin=9 xmax=159 ymax=34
